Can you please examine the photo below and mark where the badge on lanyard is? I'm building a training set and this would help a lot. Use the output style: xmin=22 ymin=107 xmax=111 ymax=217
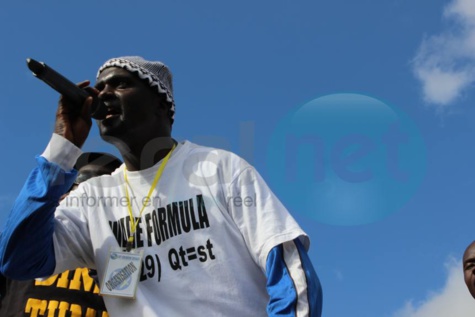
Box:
xmin=100 ymin=247 xmax=143 ymax=299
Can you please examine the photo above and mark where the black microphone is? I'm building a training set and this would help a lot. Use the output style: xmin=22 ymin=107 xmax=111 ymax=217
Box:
xmin=26 ymin=58 xmax=106 ymax=120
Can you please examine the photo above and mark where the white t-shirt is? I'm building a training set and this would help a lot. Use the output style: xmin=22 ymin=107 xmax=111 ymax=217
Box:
xmin=52 ymin=140 xmax=309 ymax=317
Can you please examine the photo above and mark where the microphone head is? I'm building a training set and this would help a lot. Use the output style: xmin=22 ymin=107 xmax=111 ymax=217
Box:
xmin=26 ymin=58 xmax=107 ymax=120
xmin=26 ymin=58 xmax=45 ymax=77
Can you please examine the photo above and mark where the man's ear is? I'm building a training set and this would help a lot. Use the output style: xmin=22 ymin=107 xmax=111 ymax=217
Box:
xmin=153 ymin=94 xmax=168 ymax=116
xmin=154 ymin=95 xmax=173 ymax=129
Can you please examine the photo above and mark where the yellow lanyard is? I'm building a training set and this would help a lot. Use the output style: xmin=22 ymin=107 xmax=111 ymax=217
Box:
xmin=123 ymin=144 xmax=176 ymax=251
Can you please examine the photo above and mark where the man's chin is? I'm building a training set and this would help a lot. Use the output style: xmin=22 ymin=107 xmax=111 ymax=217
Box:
xmin=98 ymin=123 xmax=126 ymax=143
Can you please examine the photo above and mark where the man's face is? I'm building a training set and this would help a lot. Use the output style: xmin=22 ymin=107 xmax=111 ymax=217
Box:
xmin=94 ymin=67 xmax=166 ymax=142
xmin=463 ymin=242 xmax=475 ymax=299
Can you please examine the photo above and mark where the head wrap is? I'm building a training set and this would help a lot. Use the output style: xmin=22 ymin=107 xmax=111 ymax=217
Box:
xmin=97 ymin=56 xmax=175 ymax=122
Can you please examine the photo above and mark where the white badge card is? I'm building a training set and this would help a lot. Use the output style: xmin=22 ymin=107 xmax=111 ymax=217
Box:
xmin=100 ymin=247 xmax=143 ymax=299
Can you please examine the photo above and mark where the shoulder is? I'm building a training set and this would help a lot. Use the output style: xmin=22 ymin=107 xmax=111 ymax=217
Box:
xmin=182 ymin=140 xmax=250 ymax=168
xmin=178 ymin=140 xmax=254 ymax=187
xmin=182 ymin=140 xmax=251 ymax=169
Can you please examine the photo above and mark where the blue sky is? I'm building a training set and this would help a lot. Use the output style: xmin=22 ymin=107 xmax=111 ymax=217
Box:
xmin=1 ymin=1 xmax=475 ymax=316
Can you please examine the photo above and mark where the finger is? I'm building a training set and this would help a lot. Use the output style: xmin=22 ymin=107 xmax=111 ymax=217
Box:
xmin=77 ymin=80 xmax=90 ymax=88
xmin=86 ymin=86 xmax=100 ymax=95
xmin=81 ymin=96 xmax=93 ymax=119
xmin=83 ymin=86 xmax=99 ymax=98
xmin=57 ymin=95 xmax=74 ymax=115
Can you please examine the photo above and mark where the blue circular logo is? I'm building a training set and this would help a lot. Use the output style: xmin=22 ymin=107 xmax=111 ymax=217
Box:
xmin=266 ymin=93 xmax=426 ymax=226
xmin=108 ymin=268 xmax=132 ymax=290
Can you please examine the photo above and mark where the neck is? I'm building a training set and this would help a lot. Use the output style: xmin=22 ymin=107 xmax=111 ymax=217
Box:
xmin=114 ymin=137 xmax=177 ymax=171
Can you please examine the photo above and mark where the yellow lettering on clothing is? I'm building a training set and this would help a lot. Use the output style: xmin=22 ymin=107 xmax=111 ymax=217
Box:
xmin=70 ymin=268 xmax=99 ymax=293
xmin=70 ymin=303 xmax=82 ymax=317
xmin=35 ymin=273 xmax=60 ymax=286
xmin=57 ymin=301 xmax=70 ymax=317
xmin=56 ymin=271 xmax=71 ymax=289
xmin=25 ymin=298 xmax=47 ymax=317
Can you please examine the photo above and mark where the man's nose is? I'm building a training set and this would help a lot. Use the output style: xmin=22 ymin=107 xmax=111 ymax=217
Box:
xmin=98 ymin=85 xmax=114 ymax=100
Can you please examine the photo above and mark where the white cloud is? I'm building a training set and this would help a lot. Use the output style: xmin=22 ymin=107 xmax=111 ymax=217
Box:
xmin=412 ymin=0 xmax=475 ymax=110
xmin=444 ymin=0 xmax=475 ymax=24
xmin=391 ymin=257 xmax=475 ymax=317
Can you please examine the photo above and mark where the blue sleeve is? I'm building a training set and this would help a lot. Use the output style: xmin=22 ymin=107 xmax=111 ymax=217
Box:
xmin=0 ymin=156 xmax=77 ymax=280
xmin=266 ymin=238 xmax=323 ymax=317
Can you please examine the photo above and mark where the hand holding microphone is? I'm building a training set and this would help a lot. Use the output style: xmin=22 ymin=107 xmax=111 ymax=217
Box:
xmin=26 ymin=58 xmax=106 ymax=120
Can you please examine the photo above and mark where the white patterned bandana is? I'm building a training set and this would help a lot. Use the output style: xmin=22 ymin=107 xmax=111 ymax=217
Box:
xmin=97 ymin=56 xmax=175 ymax=122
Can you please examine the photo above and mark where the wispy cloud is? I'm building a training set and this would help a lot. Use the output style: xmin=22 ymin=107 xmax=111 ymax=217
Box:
xmin=391 ymin=257 xmax=475 ymax=317
xmin=412 ymin=0 xmax=475 ymax=111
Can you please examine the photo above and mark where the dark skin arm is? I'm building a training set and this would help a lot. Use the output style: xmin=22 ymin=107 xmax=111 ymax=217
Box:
xmin=54 ymin=80 xmax=94 ymax=148
xmin=0 ymin=82 xmax=98 ymax=280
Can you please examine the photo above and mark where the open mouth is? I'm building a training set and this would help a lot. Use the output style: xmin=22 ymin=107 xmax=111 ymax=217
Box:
xmin=105 ymin=107 xmax=121 ymax=119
